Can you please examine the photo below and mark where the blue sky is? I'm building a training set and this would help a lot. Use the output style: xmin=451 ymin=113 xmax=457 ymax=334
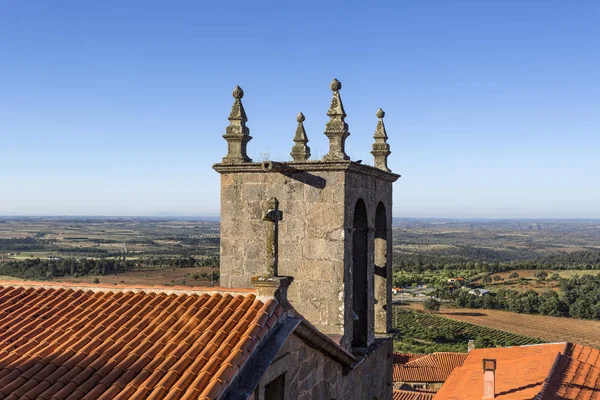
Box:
xmin=1 ymin=1 xmax=598 ymax=218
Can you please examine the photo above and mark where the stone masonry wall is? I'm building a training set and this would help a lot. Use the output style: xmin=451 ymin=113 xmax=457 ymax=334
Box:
xmin=218 ymin=162 xmax=395 ymax=345
xmin=249 ymin=334 xmax=393 ymax=400
xmin=219 ymin=168 xmax=347 ymax=337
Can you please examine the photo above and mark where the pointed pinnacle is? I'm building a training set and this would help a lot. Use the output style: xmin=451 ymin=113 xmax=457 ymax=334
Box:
xmin=222 ymin=85 xmax=252 ymax=164
xmin=371 ymin=108 xmax=391 ymax=172
xmin=327 ymin=79 xmax=347 ymax=119
xmin=291 ymin=112 xmax=310 ymax=161
xmin=323 ymin=78 xmax=350 ymax=161
xmin=228 ymin=85 xmax=248 ymax=123
xmin=373 ymin=108 xmax=388 ymax=139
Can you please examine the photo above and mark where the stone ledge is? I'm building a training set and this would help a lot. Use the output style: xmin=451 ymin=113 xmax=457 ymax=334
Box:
xmin=213 ymin=160 xmax=400 ymax=182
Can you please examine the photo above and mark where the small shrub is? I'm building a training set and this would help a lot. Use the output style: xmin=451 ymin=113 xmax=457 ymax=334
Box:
xmin=424 ymin=298 xmax=441 ymax=312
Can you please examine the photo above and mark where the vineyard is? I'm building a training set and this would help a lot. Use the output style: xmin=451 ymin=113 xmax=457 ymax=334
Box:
xmin=401 ymin=303 xmax=600 ymax=348
xmin=392 ymin=306 xmax=544 ymax=353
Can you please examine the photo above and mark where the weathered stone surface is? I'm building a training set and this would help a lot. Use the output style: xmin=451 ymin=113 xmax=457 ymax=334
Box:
xmin=216 ymin=161 xmax=397 ymax=343
xmin=323 ymin=79 xmax=351 ymax=161
xmin=371 ymin=108 xmax=392 ymax=172
xmin=214 ymin=83 xmax=398 ymax=400
xmin=222 ymin=86 xmax=253 ymax=164
xmin=253 ymin=334 xmax=393 ymax=400
xmin=290 ymin=112 xmax=311 ymax=161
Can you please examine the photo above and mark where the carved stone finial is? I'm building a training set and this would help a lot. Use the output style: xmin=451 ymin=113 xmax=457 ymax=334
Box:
xmin=330 ymin=78 xmax=342 ymax=91
xmin=323 ymin=78 xmax=350 ymax=161
xmin=371 ymin=108 xmax=391 ymax=172
xmin=232 ymin=85 xmax=244 ymax=99
xmin=290 ymin=112 xmax=311 ymax=161
xmin=221 ymin=85 xmax=252 ymax=164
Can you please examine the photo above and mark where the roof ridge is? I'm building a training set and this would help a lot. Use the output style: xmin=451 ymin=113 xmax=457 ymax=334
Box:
xmin=535 ymin=351 xmax=566 ymax=400
xmin=0 ymin=281 xmax=257 ymax=296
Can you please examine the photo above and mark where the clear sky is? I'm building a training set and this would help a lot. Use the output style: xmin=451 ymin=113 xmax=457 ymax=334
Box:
xmin=1 ymin=1 xmax=599 ymax=218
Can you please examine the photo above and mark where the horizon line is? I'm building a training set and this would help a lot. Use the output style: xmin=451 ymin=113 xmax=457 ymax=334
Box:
xmin=1 ymin=215 xmax=599 ymax=221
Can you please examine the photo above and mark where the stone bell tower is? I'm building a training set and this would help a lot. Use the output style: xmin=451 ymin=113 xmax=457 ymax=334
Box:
xmin=214 ymin=79 xmax=399 ymax=350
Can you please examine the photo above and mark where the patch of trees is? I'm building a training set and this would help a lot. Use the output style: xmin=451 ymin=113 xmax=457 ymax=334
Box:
xmin=0 ymin=258 xmax=133 ymax=279
xmin=393 ymin=250 xmax=600 ymax=274
xmin=0 ymin=255 xmax=220 ymax=280
xmin=0 ymin=238 xmax=51 ymax=251
xmin=449 ymin=274 xmax=600 ymax=320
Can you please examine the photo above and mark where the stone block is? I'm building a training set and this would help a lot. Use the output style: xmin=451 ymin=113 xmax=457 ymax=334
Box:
xmin=281 ymin=218 xmax=306 ymax=241
xmin=244 ymin=240 xmax=263 ymax=260
xmin=305 ymin=204 xmax=344 ymax=237
xmin=304 ymin=185 xmax=329 ymax=203
xmin=282 ymin=180 xmax=304 ymax=201
xmin=278 ymin=240 xmax=302 ymax=262
xmin=229 ymin=274 xmax=251 ymax=288
xmin=243 ymin=258 xmax=266 ymax=276
xmin=243 ymin=200 xmax=263 ymax=220
xmin=242 ymin=183 xmax=266 ymax=203
xmin=303 ymin=239 xmax=344 ymax=261
xmin=220 ymin=238 xmax=243 ymax=259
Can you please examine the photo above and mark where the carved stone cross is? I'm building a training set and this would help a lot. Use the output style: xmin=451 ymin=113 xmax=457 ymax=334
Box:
xmin=263 ymin=197 xmax=283 ymax=277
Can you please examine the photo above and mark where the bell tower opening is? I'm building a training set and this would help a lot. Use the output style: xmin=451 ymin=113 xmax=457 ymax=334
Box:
xmin=374 ymin=202 xmax=389 ymax=333
xmin=352 ymin=199 xmax=369 ymax=348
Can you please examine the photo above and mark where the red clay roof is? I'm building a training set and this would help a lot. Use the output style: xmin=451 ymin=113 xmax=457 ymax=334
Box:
xmin=539 ymin=343 xmax=600 ymax=399
xmin=394 ymin=352 xmax=468 ymax=383
xmin=434 ymin=342 xmax=600 ymax=400
xmin=394 ymin=352 xmax=426 ymax=364
xmin=0 ymin=284 xmax=283 ymax=400
xmin=393 ymin=389 xmax=435 ymax=400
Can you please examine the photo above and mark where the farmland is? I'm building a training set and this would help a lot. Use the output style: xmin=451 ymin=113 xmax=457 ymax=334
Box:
xmin=401 ymin=303 xmax=600 ymax=349
xmin=392 ymin=306 xmax=544 ymax=353
xmin=474 ymin=269 xmax=600 ymax=293
xmin=0 ymin=217 xmax=220 ymax=286
xmin=51 ymin=266 xmax=219 ymax=287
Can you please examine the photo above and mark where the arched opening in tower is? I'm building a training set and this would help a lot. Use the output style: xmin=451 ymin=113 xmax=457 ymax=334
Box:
xmin=352 ymin=199 xmax=369 ymax=347
xmin=374 ymin=202 xmax=388 ymax=333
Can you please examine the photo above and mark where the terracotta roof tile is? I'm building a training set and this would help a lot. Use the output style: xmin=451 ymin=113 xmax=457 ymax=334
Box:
xmin=394 ymin=353 xmax=426 ymax=364
xmin=394 ymin=352 xmax=468 ymax=383
xmin=0 ymin=283 xmax=284 ymax=400
xmin=394 ymin=389 xmax=435 ymax=400
xmin=433 ymin=342 xmax=600 ymax=400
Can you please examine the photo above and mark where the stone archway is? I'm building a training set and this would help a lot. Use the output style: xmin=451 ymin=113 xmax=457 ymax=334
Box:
xmin=352 ymin=199 xmax=369 ymax=347
xmin=374 ymin=202 xmax=389 ymax=333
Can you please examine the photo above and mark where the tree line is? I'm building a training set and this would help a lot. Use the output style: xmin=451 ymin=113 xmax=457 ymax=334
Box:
xmin=0 ymin=255 xmax=219 ymax=280
xmin=393 ymin=250 xmax=600 ymax=274
xmin=437 ymin=274 xmax=600 ymax=320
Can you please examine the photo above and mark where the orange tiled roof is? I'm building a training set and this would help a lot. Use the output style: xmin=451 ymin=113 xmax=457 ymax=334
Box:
xmin=434 ymin=342 xmax=600 ymax=400
xmin=393 ymin=389 xmax=435 ymax=400
xmin=538 ymin=343 xmax=600 ymax=399
xmin=0 ymin=284 xmax=283 ymax=400
xmin=394 ymin=352 xmax=467 ymax=383
xmin=394 ymin=352 xmax=426 ymax=364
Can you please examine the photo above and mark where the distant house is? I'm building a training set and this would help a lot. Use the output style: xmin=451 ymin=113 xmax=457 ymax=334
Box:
xmin=393 ymin=287 xmax=403 ymax=295
xmin=446 ymin=278 xmax=464 ymax=284
xmin=468 ymin=288 xmax=490 ymax=296
xmin=393 ymin=352 xmax=468 ymax=392
xmin=435 ymin=342 xmax=600 ymax=399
